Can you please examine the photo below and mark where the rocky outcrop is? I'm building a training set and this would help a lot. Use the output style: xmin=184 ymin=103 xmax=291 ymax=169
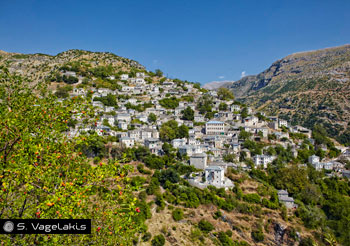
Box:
xmin=274 ymin=223 xmax=287 ymax=245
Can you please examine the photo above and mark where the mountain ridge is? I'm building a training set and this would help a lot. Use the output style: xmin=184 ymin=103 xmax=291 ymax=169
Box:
xmin=222 ymin=44 xmax=350 ymax=145
xmin=203 ymin=80 xmax=234 ymax=90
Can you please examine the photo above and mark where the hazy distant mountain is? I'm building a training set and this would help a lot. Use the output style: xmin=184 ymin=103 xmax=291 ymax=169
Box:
xmin=221 ymin=44 xmax=350 ymax=145
xmin=203 ymin=80 xmax=233 ymax=90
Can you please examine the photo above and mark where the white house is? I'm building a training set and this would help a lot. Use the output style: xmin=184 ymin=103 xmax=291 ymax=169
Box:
xmin=230 ymin=104 xmax=241 ymax=112
xmin=120 ymin=74 xmax=129 ymax=80
xmin=118 ymin=121 xmax=128 ymax=130
xmin=104 ymin=106 xmax=116 ymax=113
xmin=128 ymin=130 xmax=141 ymax=140
xmin=136 ymin=72 xmax=145 ymax=78
xmin=136 ymin=78 xmax=145 ymax=84
xmin=178 ymin=145 xmax=202 ymax=157
xmin=120 ymin=137 xmax=135 ymax=148
xmin=144 ymin=138 xmax=160 ymax=154
xmin=135 ymin=115 xmax=147 ymax=123
xmin=128 ymin=98 xmax=137 ymax=104
xmin=171 ymin=138 xmax=187 ymax=148
xmin=194 ymin=114 xmax=205 ymax=122
xmin=243 ymin=116 xmax=259 ymax=127
xmin=140 ymin=129 xmax=153 ymax=139
xmin=121 ymin=86 xmax=134 ymax=92
xmin=205 ymin=166 xmax=234 ymax=189
xmin=205 ymin=121 xmax=225 ymax=135
xmin=323 ymin=162 xmax=333 ymax=170
xmin=254 ymin=155 xmax=275 ymax=168
xmin=163 ymin=81 xmax=174 ymax=87
xmin=255 ymin=127 xmax=269 ymax=138
xmin=278 ymin=119 xmax=288 ymax=128
xmin=116 ymin=113 xmax=131 ymax=122
xmin=308 ymin=155 xmax=320 ymax=165
xmin=73 ymin=88 xmax=86 ymax=96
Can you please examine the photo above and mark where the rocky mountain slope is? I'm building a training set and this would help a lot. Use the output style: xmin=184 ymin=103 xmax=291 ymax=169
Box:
xmin=222 ymin=45 xmax=350 ymax=145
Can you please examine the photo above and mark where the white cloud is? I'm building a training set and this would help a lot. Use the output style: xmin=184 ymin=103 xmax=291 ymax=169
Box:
xmin=218 ymin=75 xmax=225 ymax=79
xmin=241 ymin=71 xmax=246 ymax=78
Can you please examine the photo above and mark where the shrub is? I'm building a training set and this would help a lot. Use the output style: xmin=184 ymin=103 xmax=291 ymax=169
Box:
xmin=299 ymin=237 xmax=314 ymax=246
xmin=225 ymin=230 xmax=233 ymax=237
xmin=213 ymin=210 xmax=222 ymax=219
xmin=138 ymin=191 xmax=147 ymax=201
xmin=251 ymin=229 xmax=264 ymax=242
xmin=243 ymin=193 xmax=261 ymax=204
xmin=172 ymin=208 xmax=184 ymax=221
xmin=198 ymin=219 xmax=214 ymax=233
xmin=151 ymin=234 xmax=165 ymax=246
xmin=217 ymin=231 xmax=234 ymax=245
xmin=159 ymin=97 xmax=179 ymax=109
xmin=142 ymin=232 xmax=152 ymax=242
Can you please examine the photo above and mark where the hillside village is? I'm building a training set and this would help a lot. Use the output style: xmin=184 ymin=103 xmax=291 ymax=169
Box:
xmin=1 ymin=50 xmax=350 ymax=246
xmin=58 ymin=68 xmax=350 ymax=206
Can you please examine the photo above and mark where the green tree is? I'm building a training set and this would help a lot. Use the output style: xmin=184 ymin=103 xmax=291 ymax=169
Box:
xmin=240 ymin=107 xmax=249 ymax=118
xmin=62 ymin=75 xmax=78 ymax=84
xmin=159 ymin=97 xmax=179 ymax=109
xmin=76 ymin=133 xmax=107 ymax=158
xmin=0 ymin=70 xmax=143 ymax=245
xmin=178 ymin=124 xmax=189 ymax=138
xmin=93 ymin=93 xmax=118 ymax=107
xmin=239 ymin=129 xmax=252 ymax=140
xmin=219 ymin=102 xmax=228 ymax=111
xmin=148 ymin=113 xmax=157 ymax=123
xmin=217 ymin=88 xmax=234 ymax=101
xmin=182 ymin=106 xmax=194 ymax=121
xmin=196 ymin=95 xmax=213 ymax=115
xmin=155 ymin=69 xmax=163 ymax=77
xmin=198 ymin=219 xmax=214 ymax=233
xmin=172 ymin=208 xmax=184 ymax=221
xmin=223 ymin=153 xmax=236 ymax=162
xmin=160 ymin=120 xmax=178 ymax=141
xmin=193 ymin=82 xmax=201 ymax=89
xmin=55 ymin=85 xmax=72 ymax=98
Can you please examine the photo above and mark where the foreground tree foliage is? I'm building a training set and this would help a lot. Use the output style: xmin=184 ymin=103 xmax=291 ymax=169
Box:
xmin=0 ymin=70 xmax=144 ymax=245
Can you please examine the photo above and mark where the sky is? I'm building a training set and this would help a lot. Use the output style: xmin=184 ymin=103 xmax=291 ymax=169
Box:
xmin=1 ymin=0 xmax=350 ymax=84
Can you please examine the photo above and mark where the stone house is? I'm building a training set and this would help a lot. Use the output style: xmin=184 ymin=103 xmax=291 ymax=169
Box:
xmin=254 ymin=155 xmax=276 ymax=169
xmin=190 ymin=153 xmax=208 ymax=170
xmin=120 ymin=137 xmax=135 ymax=148
xmin=278 ymin=190 xmax=297 ymax=209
